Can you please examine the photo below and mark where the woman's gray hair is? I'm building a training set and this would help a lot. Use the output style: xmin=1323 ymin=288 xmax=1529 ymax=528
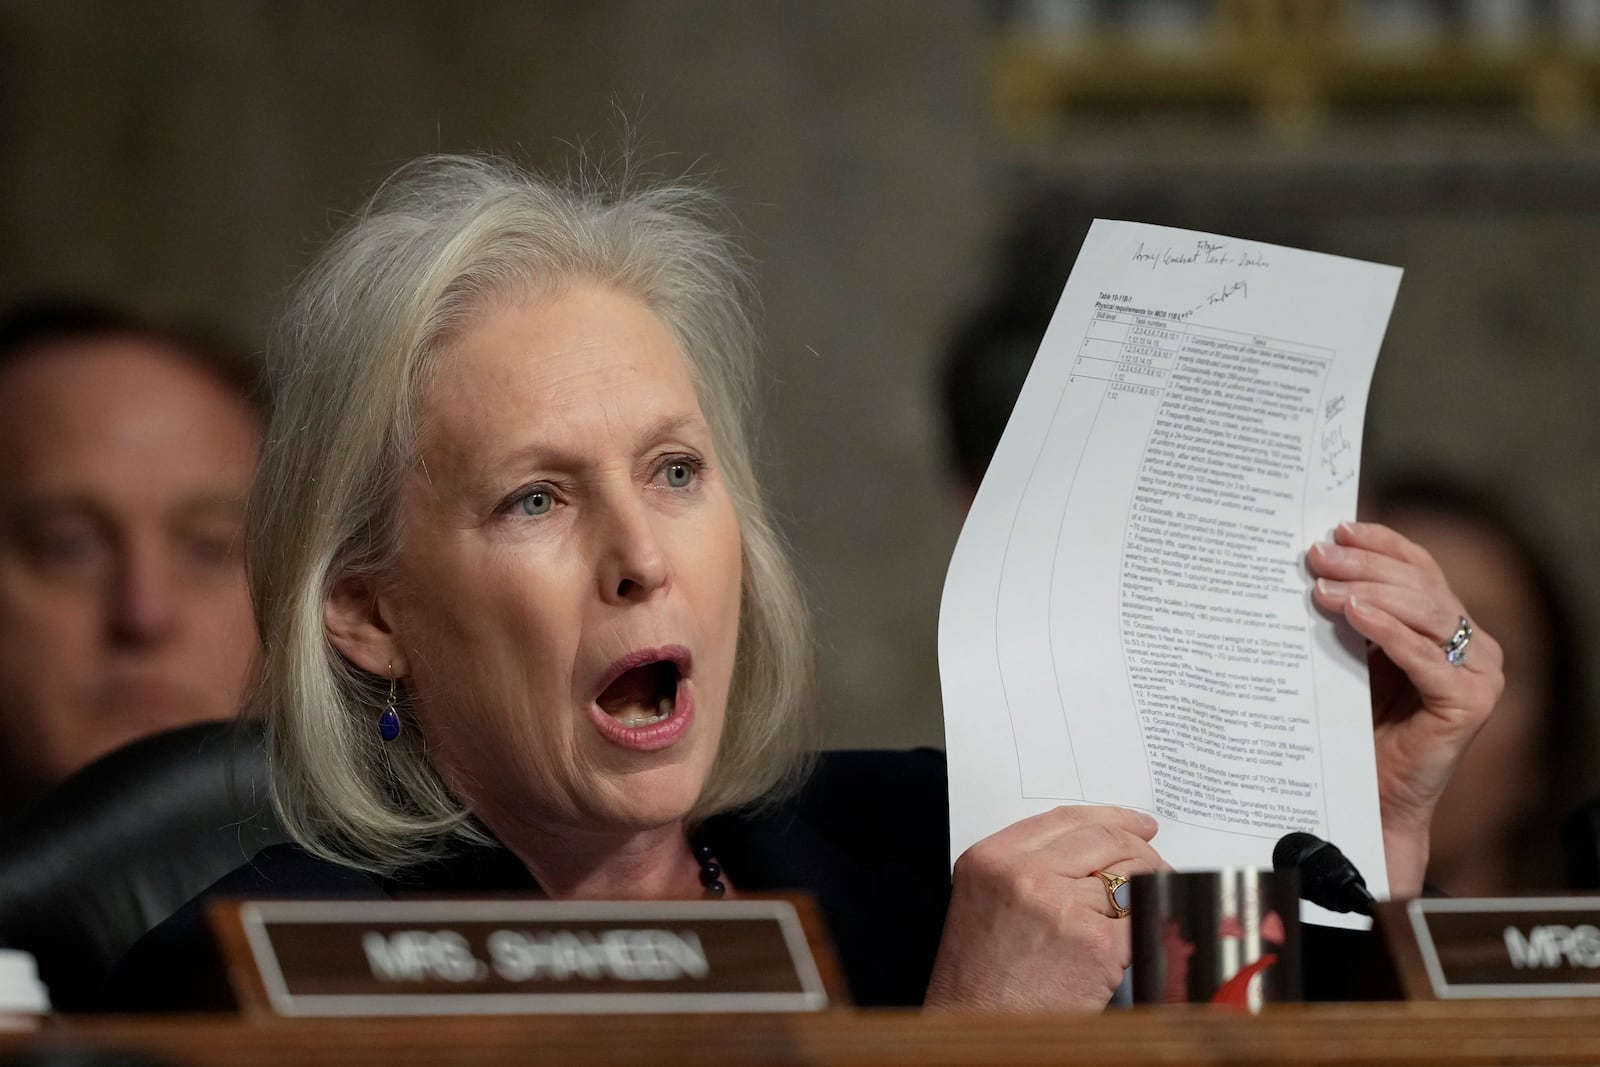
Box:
xmin=249 ymin=154 xmax=817 ymax=872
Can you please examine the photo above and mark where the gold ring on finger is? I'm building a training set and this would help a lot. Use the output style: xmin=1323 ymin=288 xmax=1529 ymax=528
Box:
xmin=1092 ymin=868 xmax=1131 ymax=918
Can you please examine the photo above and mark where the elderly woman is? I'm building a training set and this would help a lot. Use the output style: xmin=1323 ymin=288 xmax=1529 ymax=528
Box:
xmin=113 ymin=155 xmax=1500 ymax=1012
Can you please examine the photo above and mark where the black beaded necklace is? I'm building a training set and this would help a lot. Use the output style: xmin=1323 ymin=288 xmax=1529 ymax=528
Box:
xmin=691 ymin=836 xmax=726 ymax=897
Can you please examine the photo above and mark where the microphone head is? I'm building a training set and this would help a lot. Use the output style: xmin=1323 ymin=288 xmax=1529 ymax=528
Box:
xmin=1272 ymin=832 xmax=1375 ymax=916
xmin=1273 ymin=831 xmax=1328 ymax=872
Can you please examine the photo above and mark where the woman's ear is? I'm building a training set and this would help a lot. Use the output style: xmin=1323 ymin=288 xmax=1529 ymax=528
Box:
xmin=324 ymin=572 xmax=409 ymax=676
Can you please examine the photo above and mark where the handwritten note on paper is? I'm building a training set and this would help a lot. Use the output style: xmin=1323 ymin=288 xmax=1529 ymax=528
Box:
xmin=938 ymin=220 xmax=1401 ymax=928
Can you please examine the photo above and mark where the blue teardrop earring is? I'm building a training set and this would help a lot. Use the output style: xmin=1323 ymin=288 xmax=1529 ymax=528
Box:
xmin=378 ymin=668 xmax=401 ymax=743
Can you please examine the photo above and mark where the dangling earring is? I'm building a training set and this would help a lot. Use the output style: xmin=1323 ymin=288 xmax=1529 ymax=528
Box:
xmin=378 ymin=668 xmax=401 ymax=743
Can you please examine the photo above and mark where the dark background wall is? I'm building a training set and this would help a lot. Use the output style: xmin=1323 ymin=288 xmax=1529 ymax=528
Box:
xmin=3 ymin=1 xmax=1596 ymax=753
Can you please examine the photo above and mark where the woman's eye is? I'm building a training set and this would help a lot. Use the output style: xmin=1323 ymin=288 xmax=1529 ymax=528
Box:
xmin=515 ymin=489 xmax=553 ymax=517
xmin=664 ymin=461 xmax=695 ymax=489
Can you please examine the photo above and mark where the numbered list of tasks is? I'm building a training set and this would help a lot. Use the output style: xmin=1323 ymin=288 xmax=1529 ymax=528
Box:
xmin=1078 ymin=304 xmax=1331 ymax=834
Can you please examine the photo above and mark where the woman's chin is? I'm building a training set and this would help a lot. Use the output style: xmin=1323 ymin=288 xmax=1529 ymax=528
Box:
xmin=580 ymin=761 xmax=714 ymax=834
xmin=583 ymin=702 xmax=724 ymax=832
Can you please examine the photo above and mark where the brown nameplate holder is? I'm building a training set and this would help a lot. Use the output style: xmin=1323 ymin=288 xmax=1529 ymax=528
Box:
xmin=1376 ymin=897 xmax=1600 ymax=1000
xmin=209 ymin=896 xmax=844 ymax=1016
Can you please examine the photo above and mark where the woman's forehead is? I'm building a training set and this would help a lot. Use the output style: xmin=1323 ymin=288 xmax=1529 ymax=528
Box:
xmin=416 ymin=286 xmax=709 ymax=466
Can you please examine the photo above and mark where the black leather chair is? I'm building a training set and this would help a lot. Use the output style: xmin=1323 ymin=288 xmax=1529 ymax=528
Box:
xmin=0 ymin=720 xmax=287 ymax=1011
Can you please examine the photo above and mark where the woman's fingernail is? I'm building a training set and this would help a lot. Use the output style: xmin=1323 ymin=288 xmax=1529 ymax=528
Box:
xmin=1314 ymin=541 xmax=1344 ymax=562
xmin=1338 ymin=521 xmax=1358 ymax=538
xmin=1316 ymin=578 xmax=1348 ymax=597
xmin=1348 ymin=594 xmax=1371 ymax=616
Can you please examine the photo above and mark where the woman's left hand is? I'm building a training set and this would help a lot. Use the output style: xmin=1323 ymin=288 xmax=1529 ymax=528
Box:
xmin=1308 ymin=521 xmax=1505 ymax=898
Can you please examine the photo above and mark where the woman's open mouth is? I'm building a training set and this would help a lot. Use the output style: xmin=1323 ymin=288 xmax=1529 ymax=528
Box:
xmin=597 ymin=658 xmax=681 ymax=728
xmin=589 ymin=646 xmax=695 ymax=751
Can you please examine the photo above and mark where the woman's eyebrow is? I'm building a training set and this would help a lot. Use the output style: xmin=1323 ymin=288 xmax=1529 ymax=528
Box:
xmin=462 ymin=411 xmax=711 ymax=493
xmin=635 ymin=413 xmax=707 ymax=449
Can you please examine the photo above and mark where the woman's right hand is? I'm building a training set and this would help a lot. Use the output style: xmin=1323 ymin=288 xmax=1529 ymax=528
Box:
xmin=924 ymin=805 xmax=1165 ymax=1013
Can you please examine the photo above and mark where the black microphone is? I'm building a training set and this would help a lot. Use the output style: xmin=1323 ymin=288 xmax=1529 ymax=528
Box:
xmin=1272 ymin=832 xmax=1376 ymax=916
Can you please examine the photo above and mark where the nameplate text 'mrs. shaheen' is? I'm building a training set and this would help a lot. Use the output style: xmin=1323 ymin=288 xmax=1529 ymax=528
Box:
xmin=208 ymin=897 xmax=839 ymax=1016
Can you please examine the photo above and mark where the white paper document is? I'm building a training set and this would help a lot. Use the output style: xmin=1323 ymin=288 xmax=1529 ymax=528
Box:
xmin=939 ymin=220 xmax=1402 ymax=925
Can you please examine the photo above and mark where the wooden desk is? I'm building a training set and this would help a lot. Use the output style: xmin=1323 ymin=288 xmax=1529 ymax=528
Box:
xmin=6 ymin=1002 xmax=1600 ymax=1066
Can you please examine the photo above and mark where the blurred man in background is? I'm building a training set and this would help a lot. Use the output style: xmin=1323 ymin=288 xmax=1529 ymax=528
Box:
xmin=0 ymin=300 xmax=262 ymax=819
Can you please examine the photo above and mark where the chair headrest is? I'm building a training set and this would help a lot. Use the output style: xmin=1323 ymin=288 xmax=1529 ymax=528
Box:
xmin=0 ymin=719 xmax=288 ymax=1010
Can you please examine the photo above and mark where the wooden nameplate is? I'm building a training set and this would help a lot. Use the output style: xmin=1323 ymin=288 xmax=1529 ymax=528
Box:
xmin=1376 ymin=896 xmax=1600 ymax=1000
xmin=209 ymin=895 xmax=845 ymax=1017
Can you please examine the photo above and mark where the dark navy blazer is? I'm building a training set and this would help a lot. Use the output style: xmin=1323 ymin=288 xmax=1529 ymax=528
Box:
xmin=107 ymin=748 xmax=953 ymax=1011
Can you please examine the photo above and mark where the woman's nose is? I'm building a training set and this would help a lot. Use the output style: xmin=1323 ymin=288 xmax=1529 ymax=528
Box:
xmin=595 ymin=495 xmax=669 ymax=604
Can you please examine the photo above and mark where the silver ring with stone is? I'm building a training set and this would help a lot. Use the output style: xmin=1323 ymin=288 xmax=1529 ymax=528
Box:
xmin=1443 ymin=616 xmax=1472 ymax=667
